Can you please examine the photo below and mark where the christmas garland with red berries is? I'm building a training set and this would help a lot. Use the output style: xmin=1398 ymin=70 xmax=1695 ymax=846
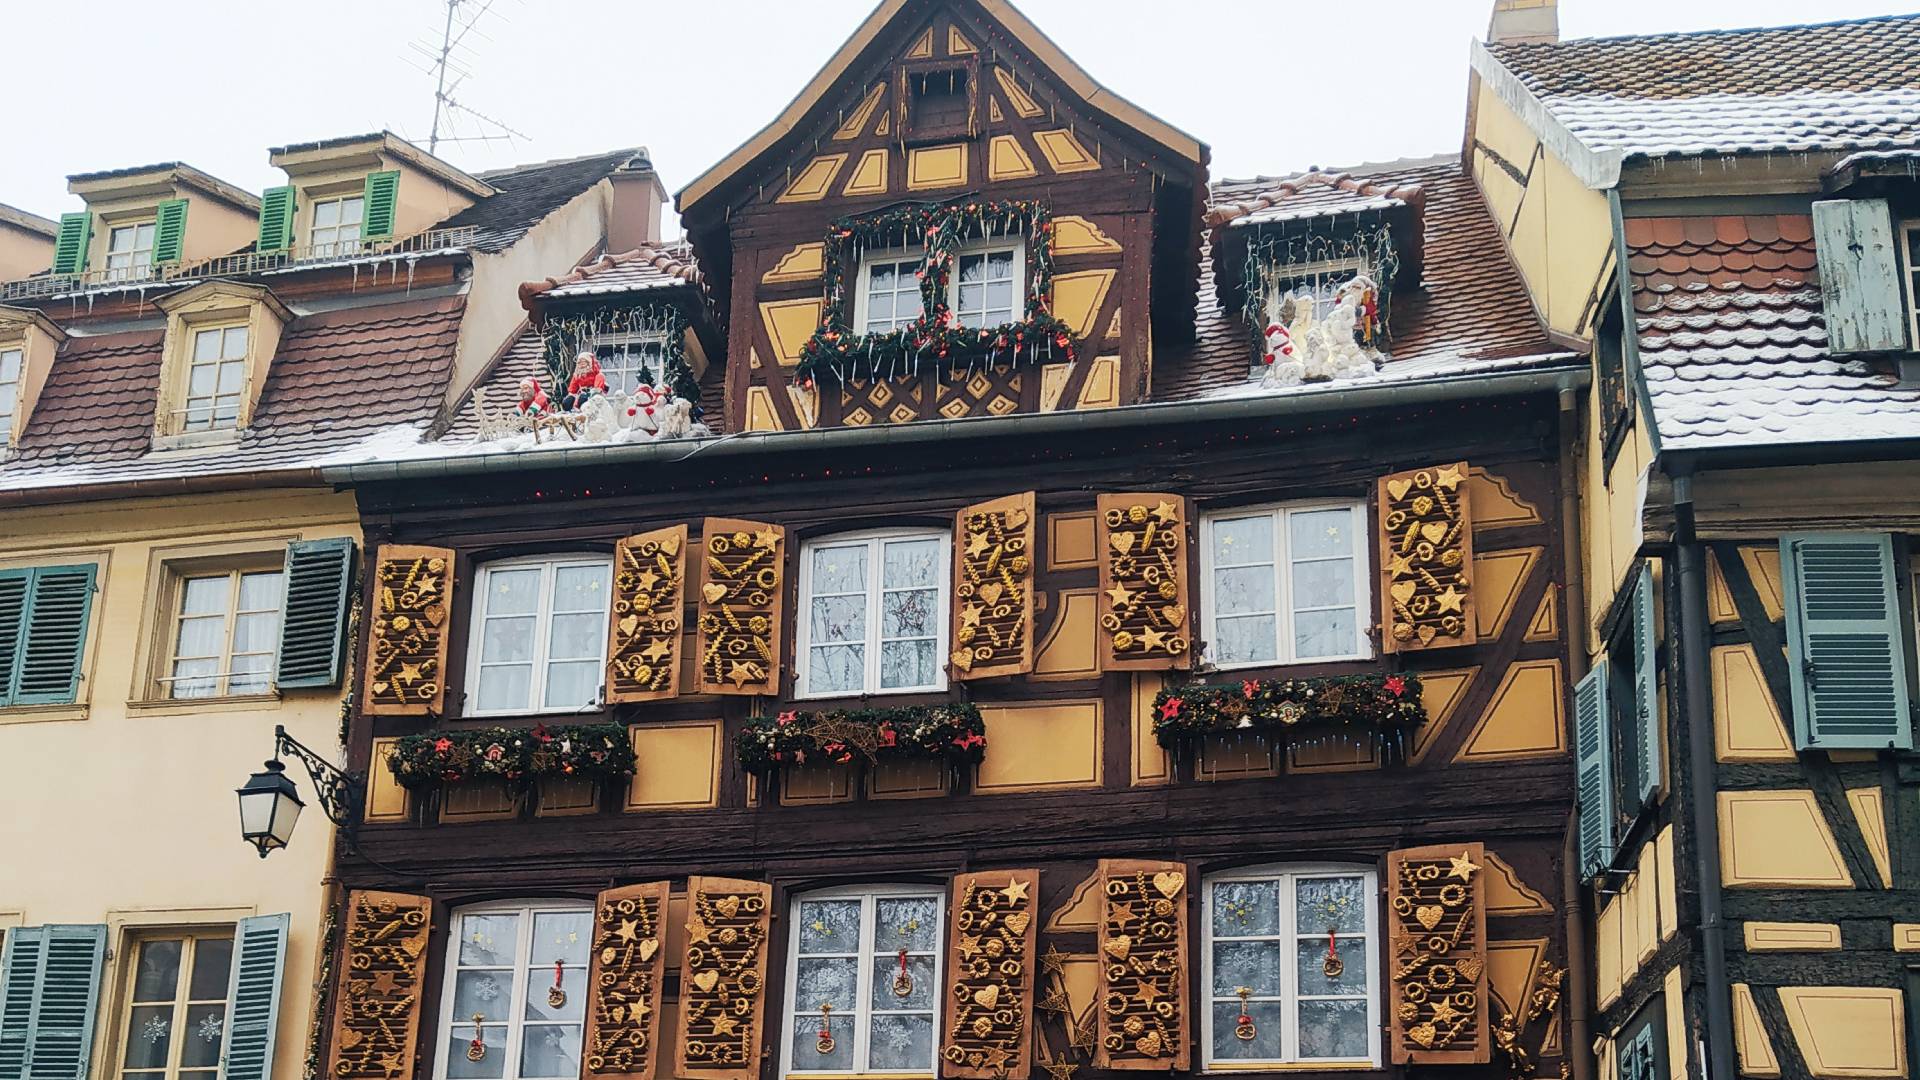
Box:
xmin=795 ymin=198 xmax=1077 ymax=383
xmin=388 ymin=722 xmax=636 ymax=791
xmin=1151 ymin=674 xmax=1425 ymax=750
xmin=735 ymin=703 xmax=987 ymax=778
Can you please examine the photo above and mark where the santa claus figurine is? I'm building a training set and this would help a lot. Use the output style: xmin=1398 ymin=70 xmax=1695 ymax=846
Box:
xmin=516 ymin=375 xmax=551 ymax=416
xmin=564 ymin=351 xmax=608 ymax=409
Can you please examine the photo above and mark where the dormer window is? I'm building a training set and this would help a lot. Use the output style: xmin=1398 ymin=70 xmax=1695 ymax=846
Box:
xmin=592 ymin=331 xmax=670 ymax=395
xmin=309 ymin=195 xmax=365 ymax=258
xmin=182 ymin=324 xmax=250 ymax=431
xmin=152 ymin=281 xmax=290 ymax=445
xmin=952 ymin=242 xmax=1021 ymax=328
xmin=1899 ymin=219 xmax=1920 ymax=345
xmin=105 ymin=221 xmax=158 ymax=283
xmin=0 ymin=346 xmax=20 ymax=448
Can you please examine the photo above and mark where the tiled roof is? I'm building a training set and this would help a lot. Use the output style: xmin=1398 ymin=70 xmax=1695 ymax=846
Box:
xmin=1204 ymin=172 xmax=1422 ymax=229
xmin=0 ymin=294 xmax=464 ymax=492
xmin=1487 ymin=14 xmax=1920 ymax=158
xmin=441 ymin=148 xmax=645 ymax=252
xmin=1156 ymin=156 xmax=1557 ymax=401
xmin=1627 ymin=213 xmax=1920 ymax=451
xmin=522 ymin=240 xmax=701 ymax=302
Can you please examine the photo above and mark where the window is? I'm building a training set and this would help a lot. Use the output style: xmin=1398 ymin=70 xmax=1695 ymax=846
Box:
xmin=437 ymin=902 xmax=592 ymax=1080
xmin=1250 ymin=259 xmax=1369 ymax=378
xmin=119 ymin=930 xmax=233 ymax=1080
xmin=164 ymin=568 xmax=284 ymax=699
xmin=797 ymin=531 xmax=948 ymax=697
xmin=592 ymin=333 xmax=669 ymax=395
xmin=0 ymin=346 xmax=20 ymax=447
xmin=952 ymin=243 xmax=1021 ymax=329
xmin=1614 ymin=996 xmax=1668 ymax=1080
xmin=1596 ymin=298 xmax=1633 ymax=470
xmin=180 ymin=324 xmax=249 ymax=432
xmin=466 ymin=556 xmax=612 ymax=714
xmin=855 ymin=254 xmax=926 ymax=333
xmin=782 ymin=887 xmax=943 ymax=1077
xmin=907 ymin=68 xmax=970 ymax=136
xmin=1900 ymin=221 xmax=1920 ymax=345
xmin=106 ymin=221 xmax=158 ymax=282
xmin=310 ymin=196 xmax=364 ymax=257
xmin=1200 ymin=502 xmax=1369 ymax=668
xmin=1203 ymin=866 xmax=1378 ymax=1067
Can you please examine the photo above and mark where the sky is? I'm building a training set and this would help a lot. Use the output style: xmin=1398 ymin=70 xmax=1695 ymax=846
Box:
xmin=6 ymin=0 xmax=1916 ymax=239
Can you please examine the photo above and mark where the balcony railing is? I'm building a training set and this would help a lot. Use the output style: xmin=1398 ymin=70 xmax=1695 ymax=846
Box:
xmin=0 ymin=224 xmax=482 ymax=303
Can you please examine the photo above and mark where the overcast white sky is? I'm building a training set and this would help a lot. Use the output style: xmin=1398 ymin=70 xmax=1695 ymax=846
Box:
xmin=7 ymin=0 xmax=1915 ymax=237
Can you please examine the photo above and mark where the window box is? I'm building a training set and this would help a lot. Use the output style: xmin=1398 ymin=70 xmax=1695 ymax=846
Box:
xmin=389 ymin=722 xmax=636 ymax=796
xmin=1153 ymin=674 xmax=1425 ymax=763
xmin=736 ymin=704 xmax=986 ymax=787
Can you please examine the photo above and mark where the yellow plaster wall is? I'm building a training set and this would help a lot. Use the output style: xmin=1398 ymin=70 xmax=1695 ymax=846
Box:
xmin=626 ymin=721 xmax=723 ymax=809
xmin=0 ymin=221 xmax=53 ymax=282
xmin=1454 ymin=658 xmax=1565 ymax=761
xmin=1717 ymin=790 xmax=1854 ymax=888
xmin=1777 ymin=987 xmax=1907 ymax=1078
xmin=976 ymin=700 xmax=1102 ymax=792
xmin=0 ymin=487 xmax=359 ymax=1080
xmin=1733 ymin=983 xmax=1784 ymax=1077
xmin=1713 ymin=644 xmax=1795 ymax=762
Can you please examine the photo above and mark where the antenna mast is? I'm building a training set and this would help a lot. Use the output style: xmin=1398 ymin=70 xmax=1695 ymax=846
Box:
xmin=419 ymin=0 xmax=529 ymax=155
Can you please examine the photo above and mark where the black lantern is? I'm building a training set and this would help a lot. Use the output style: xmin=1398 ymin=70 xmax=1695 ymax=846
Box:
xmin=236 ymin=759 xmax=304 ymax=858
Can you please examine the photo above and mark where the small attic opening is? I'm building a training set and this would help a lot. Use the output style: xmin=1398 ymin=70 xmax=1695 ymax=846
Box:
xmin=908 ymin=66 xmax=972 ymax=139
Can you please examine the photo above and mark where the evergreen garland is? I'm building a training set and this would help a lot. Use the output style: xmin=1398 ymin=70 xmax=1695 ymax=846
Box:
xmin=539 ymin=302 xmax=699 ymax=403
xmin=1151 ymin=673 xmax=1425 ymax=750
xmin=388 ymin=722 xmax=636 ymax=791
xmin=735 ymin=702 xmax=987 ymax=778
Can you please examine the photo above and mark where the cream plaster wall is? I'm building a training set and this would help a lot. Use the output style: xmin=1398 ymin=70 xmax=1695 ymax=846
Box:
xmin=0 ymin=221 xmax=53 ymax=282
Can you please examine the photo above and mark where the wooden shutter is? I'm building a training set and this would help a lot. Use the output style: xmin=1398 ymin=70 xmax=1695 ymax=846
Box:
xmin=1093 ymin=859 xmax=1188 ymax=1071
xmin=257 ymin=186 xmax=297 ymax=254
xmin=151 ymin=199 xmax=189 ymax=266
xmin=1812 ymin=199 xmax=1908 ymax=354
xmin=0 ymin=926 xmax=42 ymax=1079
xmin=218 ymin=913 xmax=289 ymax=1080
xmin=941 ymin=869 xmax=1040 ymax=1079
xmin=674 ymin=877 xmax=771 ymax=1080
xmin=1379 ymin=463 xmax=1476 ymax=652
xmin=1097 ymin=494 xmax=1191 ymax=671
xmin=1386 ymin=843 xmax=1489 ymax=1065
xmin=363 ymin=545 xmax=454 ymax=715
xmin=584 ymin=882 xmax=671 ymax=1080
xmin=326 ymin=891 xmax=432 ymax=1080
xmin=695 ymin=520 xmax=784 ymax=695
xmin=1573 ymin=664 xmax=1615 ymax=877
xmin=50 ymin=213 xmax=89 ymax=275
xmin=0 ymin=924 xmax=107 ymax=1080
xmin=12 ymin=565 xmax=96 ymax=706
xmin=951 ymin=493 xmax=1036 ymax=680
xmin=1782 ymin=532 xmax=1915 ymax=750
xmin=0 ymin=571 xmax=27 ymax=709
xmin=1630 ymin=566 xmax=1661 ymax=803
xmin=607 ymin=528 xmax=686 ymax=703
xmin=361 ymin=171 xmax=401 ymax=241
xmin=275 ymin=539 xmax=356 ymax=690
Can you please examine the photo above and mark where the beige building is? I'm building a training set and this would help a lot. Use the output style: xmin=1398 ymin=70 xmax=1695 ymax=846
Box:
xmin=0 ymin=204 xmax=55 ymax=284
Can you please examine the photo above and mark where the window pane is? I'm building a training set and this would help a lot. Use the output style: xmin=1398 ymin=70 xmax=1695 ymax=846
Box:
xmin=868 ymin=953 xmax=935 ymax=1010
xmin=223 ymin=326 xmax=249 ymax=358
xmin=1295 ymin=938 xmax=1368 ymax=995
xmin=793 ymin=957 xmax=859 ymax=1012
xmin=807 ymin=645 xmax=864 ymax=695
xmin=811 ymin=545 xmax=867 ymax=596
xmin=477 ymin=665 xmax=532 ymax=711
xmin=1295 ymin=877 xmax=1367 ymax=935
xmin=482 ymin=615 xmax=536 ymax=663
xmin=229 ymin=656 xmax=273 ymax=696
xmin=487 ymin=568 xmax=542 ymax=615
xmin=797 ymin=899 xmax=861 ymax=953
xmin=460 ymin=913 xmax=522 ymax=965
xmin=810 ymin=595 xmax=865 ymax=643
xmin=882 ymin=538 xmax=939 ymax=589
xmin=1291 ymin=558 xmax=1354 ymax=610
xmin=866 ymin=1012 xmax=934 ymax=1072
xmin=188 ymin=363 xmax=219 ymax=396
xmin=875 ymin=897 xmax=939 ymax=952
xmin=133 ymin=939 xmax=183 ymax=1002
xmin=1209 ymin=1000 xmax=1282 ymax=1062
xmin=181 ymin=1003 xmax=226 ymax=1067
xmin=232 ymin=611 xmax=279 ymax=654
xmin=869 ymin=263 xmax=897 ymax=290
xmin=1209 ymin=940 xmax=1281 ymax=997
xmin=342 ymin=198 xmax=364 ymax=225
xmin=446 ymin=1027 xmax=507 ymax=1079
xmin=124 ymin=1005 xmax=174 ymax=1068
xmin=881 ymin=588 xmax=936 ymax=639
xmin=1211 ymin=615 xmax=1277 ymax=665
xmin=176 ymin=613 xmax=227 ymax=658
xmin=453 ymin=970 xmax=513 ymax=1022
xmin=1293 ymin=608 xmax=1357 ymax=660
xmin=879 ymin=639 xmax=936 ymax=689
xmin=519 ymin=1024 xmax=581 ymax=1079
xmin=179 ymin=575 xmax=229 ymax=616
xmin=522 ymin=968 xmax=586 ymax=1022
xmin=136 ymin=223 xmax=156 ymax=247
xmin=1297 ymin=998 xmax=1369 ymax=1059
xmin=552 ymin=563 xmax=608 ymax=612
xmin=110 ymin=227 xmax=135 ymax=253
xmin=314 ymin=201 xmax=340 ymax=227
xmin=987 ymin=250 xmax=1015 ymax=277
xmin=533 ymin=911 xmax=592 ymax=965
xmin=1 ymin=350 xmax=20 ymax=381
xmin=237 ymin=571 xmax=283 ymax=611
xmin=1211 ymin=879 xmax=1280 ymax=938
xmin=984 ymin=280 xmax=1012 ymax=314
xmin=1290 ymin=508 xmax=1354 ymax=560
xmin=1211 ymin=516 xmax=1273 ymax=568
xmin=170 ymin=657 xmax=221 ymax=699
xmin=542 ymin=660 xmax=600 ymax=709
xmin=791 ymin=1013 xmax=854 ymax=1072
xmin=217 ymin=361 xmax=247 ymax=394
xmin=547 ymin=611 xmax=603 ymax=661
xmin=188 ymin=938 xmax=233 ymax=999
xmin=1213 ymin=565 xmax=1276 ymax=616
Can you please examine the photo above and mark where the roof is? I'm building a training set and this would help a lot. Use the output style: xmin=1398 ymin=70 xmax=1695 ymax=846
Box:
xmin=1204 ymin=171 xmax=1423 ymax=229
xmin=521 ymin=240 xmax=701 ymax=303
xmin=269 ymin=131 xmax=497 ymax=199
xmin=440 ymin=148 xmax=646 ymax=252
xmin=0 ymin=203 xmax=56 ymax=238
xmin=1627 ymin=213 xmax=1920 ymax=452
xmin=1484 ymin=14 xmax=1920 ymax=159
xmin=1157 ymin=156 xmax=1558 ymax=401
xmin=65 ymin=162 xmax=261 ymax=213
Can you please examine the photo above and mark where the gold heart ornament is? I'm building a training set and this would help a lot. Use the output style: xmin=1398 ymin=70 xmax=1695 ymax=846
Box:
xmin=692 ymin=970 xmax=720 ymax=993
xmin=701 ymin=582 xmax=729 ymax=604
xmin=1004 ymin=911 xmax=1030 ymax=936
xmin=714 ymin=896 xmax=741 ymax=918
xmin=1109 ymin=532 xmax=1136 ymax=555
xmin=1415 ymin=905 xmax=1444 ymax=931
xmin=1387 ymin=478 xmax=1413 ymax=501
xmin=972 ymin=985 xmax=1000 ymax=1008
xmin=1152 ymin=871 xmax=1185 ymax=899
xmin=638 ymin=938 xmax=660 ymax=963
xmin=1103 ymin=935 xmax=1132 ymax=961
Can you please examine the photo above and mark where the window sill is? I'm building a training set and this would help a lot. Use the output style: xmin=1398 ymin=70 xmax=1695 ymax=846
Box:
xmin=1202 ymin=654 xmax=1376 ymax=673
xmin=0 ymin=702 xmax=88 ymax=726
xmin=127 ymin=693 xmax=282 ymax=715
xmin=791 ymin=686 xmax=949 ymax=704
xmin=149 ymin=429 xmax=243 ymax=453
xmin=1201 ymin=1063 xmax=1380 ymax=1074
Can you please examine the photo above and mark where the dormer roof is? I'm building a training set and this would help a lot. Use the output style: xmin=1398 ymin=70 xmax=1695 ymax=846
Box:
xmin=66 ymin=161 xmax=260 ymax=214
xmin=268 ymin=130 xmax=498 ymax=199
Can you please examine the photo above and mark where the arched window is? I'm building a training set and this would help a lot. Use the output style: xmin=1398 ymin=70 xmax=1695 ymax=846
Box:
xmin=436 ymin=900 xmax=594 ymax=1080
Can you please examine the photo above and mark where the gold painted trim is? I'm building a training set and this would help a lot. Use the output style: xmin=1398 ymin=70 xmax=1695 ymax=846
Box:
xmin=1049 ymin=215 xmax=1123 ymax=256
xmin=1732 ymin=984 xmax=1783 ymax=1078
xmin=776 ymin=153 xmax=848 ymax=202
xmin=986 ymin=134 xmax=1038 ymax=181
xmin=1033 ymin=128 xmax=1100 ymax=174
xmin=906 ymin=144 xmax=969 ymax=190
xmin=904 ymin=26 xmax=934 ymax=58
xmin=993 ymin=66 xmax=1044 ymax=119
xmin=1483 ymin=852 xmax=1554 ymax=916
xmin=946 ymin=25 xmax=976 ymax=55
xmin=1892 ymin=924 xmax=1920 ymax=952
xmin=1465 ymin=467 xmax=1543 ymax=528
xmin=1408 ymin=666 xmax=1478 ymax=765
xmin=762 ymin=242 xmax=826 ymax=284
xmin=1045 ymin=511 xmax=1097 ymax=570
xmin=1743 ymin=922 xmax=1842 ymax=951
xmin=843 ymin=148 xmax=889 ymax=196
xmin=975 ymin=699 xmax=1103 ymax=793
xmin=1454 ymin=658 xmax=1566 ymax=761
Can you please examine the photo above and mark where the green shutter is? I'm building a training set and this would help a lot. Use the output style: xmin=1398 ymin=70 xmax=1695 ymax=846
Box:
xmin=0 ymin=925 xmax=107 ymax=1080
xmin=1782 ymin=532 xmax=1915 ymax=750
xmin=274 ymin=539 xmax=356 ymax=690
xmin=361 ymin=171 xmax=400 ymax=241
xmin=0 ymin=571 xmax=27 ymax=708
xmin=11 ymin=565 xmax=96 ymax=706
xmin=0 ymin=927 xmax=45 ymax=1079
xmin=1631 ymin=566 xmax=1661 ymax=804
xmin=218 ymin=914 xmax=288 ymax=1080
xmin=256 ymin=186 xmax=296 ymax=254
xmin=50 ymin=214 xmax=90 ymax=275
xmin=1574 ymin=663 xmax=1615 ymax=877
xmin=151 ymin=199 xmax=189 ymax=266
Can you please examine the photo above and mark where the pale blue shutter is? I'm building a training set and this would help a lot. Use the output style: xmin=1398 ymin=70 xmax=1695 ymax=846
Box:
xmin=0 ymin=571 xmax=28 ymax=708
xmin=1574 ymin=664 xmax=1615 ymax=876
xmin=0 ymin=927 xmax=46 ymax=1080
xmin=1812 ymin=199 xmax=1908 ymax=354
xmin=13 ymin=566 xmax=97 ymax=706
xmin=1631 ymin=567 xmax=1661 ymax=804
xmin=218 ymin=914 xmax=289 ymax=1080
xmin=22 ymin=925 xmax=106 ymax=1080
xmin=273 ymin=539 xmax=356 ymax=690
xmin=1782 ymin=532 xmax=1915 ymax=750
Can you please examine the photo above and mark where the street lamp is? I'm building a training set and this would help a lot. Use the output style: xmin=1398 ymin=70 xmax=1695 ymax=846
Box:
xmin=237 ymin=724 xmax=362 ymax=858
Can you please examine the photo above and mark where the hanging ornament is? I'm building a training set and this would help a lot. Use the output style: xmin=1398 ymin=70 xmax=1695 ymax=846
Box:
xmin=1322 ymin=929 xmax=1343 ymax=979
xmin=1233 ymin=986 xmax=1256 ymax=1042
xmin=548 ymin=959 xmax=568 ymax=1009
xmin=815 ymin=1002 xmax=836 ymax=1055
xmin=467 ymin=1014 xmax=488 ymax=1062
xmin=891 ymin=947 xmax=914 ymax=999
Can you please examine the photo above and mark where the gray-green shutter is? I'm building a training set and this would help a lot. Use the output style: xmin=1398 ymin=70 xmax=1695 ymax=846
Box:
xmin=218 ymin=914 xmax=288 ymax=1080
xmin=256 ymin=187 xmax=296 ymax=254
xmin=1573 ymin=663 xmax=1615 ymax=876
xmin=1782 ymin=532 xmax=1915 ymax=749
xmin=0 ymin=571 xmax=27 ymax=708
xmin=151 ymin=199 xmax=189 ymax=266
xmin=0 ymin=927 xmax=44 ymax=1079
xmin=361 ymin=171 xmax=400 ymax=241
xmin=1631 ymin=566 xmax=1661 ymax=804
xmin=274 ymin=539 xmax=356 ymax=690
xmin=0 ymin=925 xmax=106 ymax=1080
xmin=50 ymin=214 xmax=90 ymax=275
xmin=12 ymin=565 xmax=96 ymax=706
xmin=1812 ymin=198 xmax=1909 ymax=354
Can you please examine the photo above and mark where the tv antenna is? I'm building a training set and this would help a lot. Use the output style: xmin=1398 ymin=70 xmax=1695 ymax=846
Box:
xmin=410 ymin=0 xmax=530 ymax=155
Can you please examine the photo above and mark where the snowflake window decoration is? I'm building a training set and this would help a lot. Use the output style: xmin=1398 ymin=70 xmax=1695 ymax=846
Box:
xmin=197 ymin=1015 xmax=225 ymax=1043
xmin=141 ymin=1017 xmax=171 ymax=1044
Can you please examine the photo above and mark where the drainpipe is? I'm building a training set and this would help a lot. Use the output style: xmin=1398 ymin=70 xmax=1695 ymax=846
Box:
xmin=1670 ymin=460 xmax=1736 ymax=1079
xmin=1557 ymin=385 xmax=1593 ymax=1080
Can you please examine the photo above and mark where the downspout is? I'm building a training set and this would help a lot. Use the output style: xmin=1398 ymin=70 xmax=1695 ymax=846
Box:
xmin=1670 ymin=459 xmax=1736 ymax=1079
xmin=1557 ymin=384 xmax=1594 ymax=1080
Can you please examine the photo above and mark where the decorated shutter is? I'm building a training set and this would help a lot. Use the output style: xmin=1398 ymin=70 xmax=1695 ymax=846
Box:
xmin=1379 ymin=463 xmax=1476 ymax=652
xmin=583 ymin=882 xmax=671 ymax=1080
xmin=951 ymin=493 xmax=1036 ymax=680
xmin=218 ymin=913 xmax=289 ymax=1080
xmin=607 ymin=527 xmax=686 ymax=703
xmin=0 ymin=926 xmax=42 ymax=1079
xmin=1386 ymin=843 xmax=1489 ymax=1065
xmin=1573 ymin=664 xmax=1615 ymax=876
xmin=1093 ymin=860 xmax=1188 ymax=1071
xmin=326 ymin=891 xmax=432 ymax=1080
xmin=256 ymin=186 xmax=297 ymax=254
xmin=275 ymin=539 xmax=356 ymax=690
xmin=0 ymin=571 xmax=27 ymax=709
xmin=941 ymin=869 xmax=1039 ymax=1079
xmin=363 ymin=545 xmax=454 ymax=715
xmin=674 ymin=877 xmax=771 ymax=1080
xmin=694 ymin=520 xmax=783 ymax=695
xmin=12 ymin=565 xmax=96 ymax=706
xmin=151 ymin=199 xmax=189 ymax=266
xmin=1097 ymin=494 xmax=1191 ymax=671
xmin=361 ymin=171 xmax=400 ymax=241
xmin=0 ymin=924 xmax=107 ymax=1080
xmin=1782 ymin=532 xmax=1915 ymax=750
xmin=50 ymin=213 xmax=90 ymax=275
xmin=1630 ymin=566 xmax=1661 ymax=804
xmin=1812 ymin=199 xmax=1908 ymax=354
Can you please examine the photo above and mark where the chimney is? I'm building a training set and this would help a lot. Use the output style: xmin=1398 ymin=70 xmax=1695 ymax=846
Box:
xmin=607 ymin=150 xmax=666 ymax=253
xmin=1487 ymin=0 xmax=1558 ymax=44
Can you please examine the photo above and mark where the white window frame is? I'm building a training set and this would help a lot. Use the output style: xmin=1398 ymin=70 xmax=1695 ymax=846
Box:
xmin=0 ymin=345 xmax=21 ymax=447
xmin=161 ymin=566 xmax=284 ymax=700
xmin=852 ymin=249 xmax=928 ymax=334
xmin=1200 ymin=863 xmax=1380 ymax=1069
xmin=178 ymin=322 xmax=250 ymax=433
xmin=463 ymin=554 xmax=613 ymax=716
xmin=106 ymin=220 xmax=158 ymax=282
xmin=1198 ymin=500 xmax=1372 ymax=669
xmin=433 ymin=899 xmax=594 ymax=1080
xmin=309 ymin=194 xmax=365 ymax=258
xmin=779 ymin=884 xmax=946 ymax=1079
xmin=795 ymin=529 xmax=950 ymax=699
xmin=115 ymin=926 xmax=236 ymax=1080
xmin=1898 ymin=219 xmax=1920 ymax=348
xmin=591 ymin=330 xmax=672 ymax=395
xmin=948 ymin=239 xmax=1025 ymax=329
